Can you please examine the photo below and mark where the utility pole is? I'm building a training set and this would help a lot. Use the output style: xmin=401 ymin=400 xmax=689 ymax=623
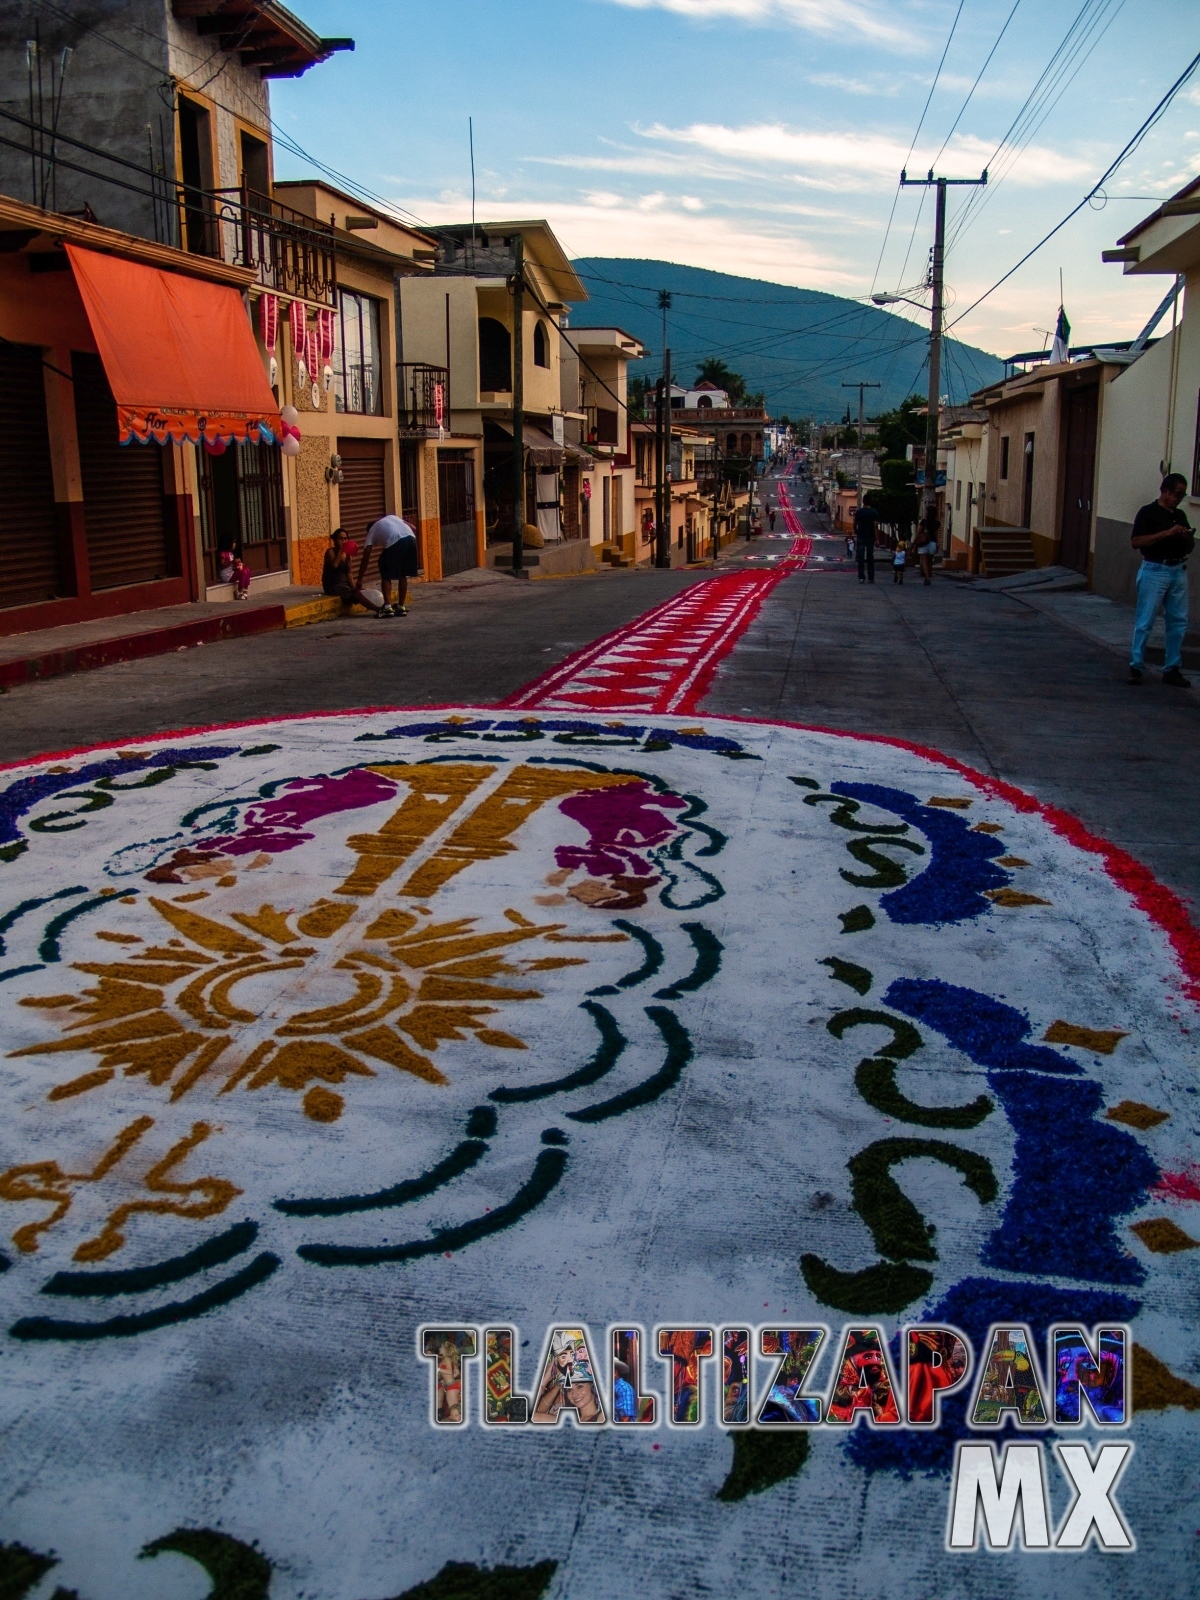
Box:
xmin=510 ymin=233 xmax=526 ymax=577
xmin=656 ymin=352 xmax=673 ymax=568
xmin=899 ymin=168 xmax=987 ymax=532
xmin=841 ymin=379 xmax=880 ymax=508
xmin=656 ymin=288 xmax=673 ymax=569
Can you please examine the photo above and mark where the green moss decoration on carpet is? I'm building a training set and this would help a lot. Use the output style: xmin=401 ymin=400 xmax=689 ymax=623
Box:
xmin=140 ymin=1528 xmax=271 ymax=1600
xmin=819 ymin=957 xmax=872 ymax=996
xmin=839 ymin=905 xmax=875 ymax=933
xmin=849 ymin=1137 xmax=997 ymax=1262
xmin=800 ymin=1253 xmax=934 ymax=1314
xmin=854 ymin=1058 xmax=993 ymax=1129
xmin=0 ymin=1541 xmax=58 ymax=1600
xmin=716 ymin=1429 xmax=810 ymax=1501
xmin=387 ymin=1559 xmax=558 ymax=1599
xmin=840 ymin=837 xmax=925 ymax=890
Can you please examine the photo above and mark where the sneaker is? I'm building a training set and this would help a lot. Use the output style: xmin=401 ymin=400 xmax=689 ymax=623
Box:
xmin=393 ymin=605 xmax=409 ymax=616
xmin=1162 ymin=666 xmax=1191 ymax=687
xmin=376 ymin=605 xmax=394 ymax=619
xmin=1127 ymin=666 xmax=1143 ymax=685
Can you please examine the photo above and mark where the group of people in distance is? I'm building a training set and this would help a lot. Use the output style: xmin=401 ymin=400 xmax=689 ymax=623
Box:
xmin=849 ymin=502 xmax=938 ymax=587
xmin=321 ymin=514 xmax=421 ymax=619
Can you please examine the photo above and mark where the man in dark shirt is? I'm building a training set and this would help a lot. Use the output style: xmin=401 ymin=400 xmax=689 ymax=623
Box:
xmin=854 ymin=503 xmax=879 ymax=584
xmin=1129 ymin=472 xmax=1194 ymax=686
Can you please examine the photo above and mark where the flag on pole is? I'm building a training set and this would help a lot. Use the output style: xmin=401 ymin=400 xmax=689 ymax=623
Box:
xmin=1050 ymin=304 xmax=1071 ymax=365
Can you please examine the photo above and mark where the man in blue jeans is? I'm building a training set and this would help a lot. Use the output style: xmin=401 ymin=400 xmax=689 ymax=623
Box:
xmin=1129 ymin=473 xmax=1193 ymax=686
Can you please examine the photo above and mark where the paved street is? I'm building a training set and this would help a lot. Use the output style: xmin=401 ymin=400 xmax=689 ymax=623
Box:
xmin=5 ymin=471 xmax=1197 ymax=907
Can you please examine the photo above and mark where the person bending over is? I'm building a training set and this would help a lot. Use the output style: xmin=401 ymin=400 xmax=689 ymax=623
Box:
xmin=356 ymin=514 xmax=420 ymax=618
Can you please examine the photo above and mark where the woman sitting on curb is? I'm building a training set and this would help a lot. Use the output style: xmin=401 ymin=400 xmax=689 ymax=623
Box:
xmin=322 ymin=529 xmax=384 ymax=615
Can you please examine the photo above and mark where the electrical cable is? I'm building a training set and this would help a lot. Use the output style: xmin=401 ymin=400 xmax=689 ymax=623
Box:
xmin=947 ymin=48 xmax=1200 ymax=332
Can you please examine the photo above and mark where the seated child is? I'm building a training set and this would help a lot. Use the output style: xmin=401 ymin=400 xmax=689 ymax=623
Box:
xmin=218 ymin=549 xmax=252 ymax=598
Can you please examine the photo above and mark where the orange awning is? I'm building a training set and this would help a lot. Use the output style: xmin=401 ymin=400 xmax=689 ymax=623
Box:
xmin=64 ymin=244 xmax=282 ymax=446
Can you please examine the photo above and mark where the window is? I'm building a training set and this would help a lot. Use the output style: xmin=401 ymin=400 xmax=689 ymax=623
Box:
xmin=239 ymin=130 xmax=270 ymax=197
xmin=697 ymin=394 xmax=712 ymax=409
xmin=595 ymin=407 xmax=619 ymax=445
xmin=334 ymin=290 xmax=383 ymax=415
xmin=177 ymin=96 xmax=214 ymax=256
xmin=533 ymin=319 xmax=549 ymax=368
xmin=955 ymin=477 xmax=962 ymax=510
xmin=999 ymin=435 xmax=1010 ymax=479
xmin=478 ymin=317 xmax=511 ymax=392
xmin=726 ymin=434 xmax=738 ymax=456
xmin=1192 ymin=389 xmax=1200 ymax=497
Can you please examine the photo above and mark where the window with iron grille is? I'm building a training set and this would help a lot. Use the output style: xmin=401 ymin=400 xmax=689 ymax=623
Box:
xmin=334 ymin=289 xmax=383 ymax=415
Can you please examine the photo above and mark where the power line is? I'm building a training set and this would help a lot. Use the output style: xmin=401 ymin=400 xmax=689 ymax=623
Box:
xmin=946 ymin=0 xmax=1127 ymax=251
xmin=948 ymin=48 xmax=1200 ymax=332
xmin=932 ymin=0 xmax=1023 ymax=166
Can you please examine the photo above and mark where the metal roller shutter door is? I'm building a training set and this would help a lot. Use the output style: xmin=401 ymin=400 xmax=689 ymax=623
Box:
xmin=337 ymin=441 xmax=387 ymax=541
xmin=73 ymin=352 xmax=173 ymax=591
xmin=0 ymin=343 xmax=62 ymax=610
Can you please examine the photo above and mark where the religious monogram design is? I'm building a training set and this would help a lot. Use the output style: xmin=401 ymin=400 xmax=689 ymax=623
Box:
xmin=0 ymin=710 xmax=1195 ymax=1597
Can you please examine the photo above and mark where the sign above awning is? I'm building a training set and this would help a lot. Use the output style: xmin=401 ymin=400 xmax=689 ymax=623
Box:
xmin=64 ymin=244 xmax=282 ymax=446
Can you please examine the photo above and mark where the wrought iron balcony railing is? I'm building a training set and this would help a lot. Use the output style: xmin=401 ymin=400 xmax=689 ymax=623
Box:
xmin=399 ymin=363 xmax=450 ymax=435
xmin=178 ymin=183 xmax=337 ymax=306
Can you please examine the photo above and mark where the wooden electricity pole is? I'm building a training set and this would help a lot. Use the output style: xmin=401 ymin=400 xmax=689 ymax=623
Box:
xmin=899 ymin=168 xmax=986 ymax=530
xmin=841 ymin=379 xmax=880 ymax=508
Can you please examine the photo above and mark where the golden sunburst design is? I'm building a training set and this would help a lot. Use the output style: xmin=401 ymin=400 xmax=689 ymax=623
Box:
xmin=0 ymin=758 xmax=640 ymax=1261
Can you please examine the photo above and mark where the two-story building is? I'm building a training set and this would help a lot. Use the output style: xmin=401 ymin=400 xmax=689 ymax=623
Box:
xmin=560 ymin=326 xmax=643 ymax=568
xmin=398 ymin=221 xmax=589 ymax=572
xmin=0 ymin=0 xmax=352 ymax=633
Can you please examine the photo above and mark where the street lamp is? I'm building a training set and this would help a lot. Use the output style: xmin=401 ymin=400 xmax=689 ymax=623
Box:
xmin=871 ymin=292 xmax=928 ymax=311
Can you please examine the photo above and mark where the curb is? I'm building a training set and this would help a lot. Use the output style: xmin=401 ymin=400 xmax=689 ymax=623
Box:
xmin=0 ymin=604 xmax=290 ymax=691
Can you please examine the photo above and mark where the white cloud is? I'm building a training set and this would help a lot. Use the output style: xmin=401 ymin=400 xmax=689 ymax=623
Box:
xmin=639 ymin=121 xmax=1093 ymax=187
xmin=808 ymin=71 xmax=899 ymax=97
xmin=384 ymin=190 xmax=858 ymax=290
xmin=601 ymin=0 xmax=916 ymax=48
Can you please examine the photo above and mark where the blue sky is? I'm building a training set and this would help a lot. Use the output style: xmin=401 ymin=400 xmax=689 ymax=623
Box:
xmin=272 ymin=1 xmax=1200 ymax=359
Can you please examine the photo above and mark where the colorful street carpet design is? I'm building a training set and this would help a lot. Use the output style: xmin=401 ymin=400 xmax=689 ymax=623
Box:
xmin=0 ymin=695 xmax=1197 ymax=1599
xmin=502 ymin=540 xmax=809 ymax=717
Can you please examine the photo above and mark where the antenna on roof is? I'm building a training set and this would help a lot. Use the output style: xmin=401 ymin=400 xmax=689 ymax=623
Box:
xmin=469 ymin=116 xmax=477 ymax=249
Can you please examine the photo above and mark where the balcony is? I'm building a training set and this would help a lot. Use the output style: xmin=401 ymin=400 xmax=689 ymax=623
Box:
xmin=399 ymin=363 xmax=450 ymax=435
xmin=180 ymin=185 xmax=336 ymax=306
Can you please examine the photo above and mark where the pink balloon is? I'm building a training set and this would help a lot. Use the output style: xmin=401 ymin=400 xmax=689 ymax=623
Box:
xmin=202 ymin=435 xmax=228 ymax=456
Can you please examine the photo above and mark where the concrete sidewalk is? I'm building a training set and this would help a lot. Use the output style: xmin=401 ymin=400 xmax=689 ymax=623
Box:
xmin=0 ymin=587 xmax=346 ymax=691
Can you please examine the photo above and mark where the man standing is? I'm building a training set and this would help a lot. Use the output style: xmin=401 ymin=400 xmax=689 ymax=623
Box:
xmin=854 ymin=501 xmax=879 ymax=583
xmin=1129 ymin=473 xmax=1193 ymax=686
xmin=356 ymin=514 xmax=420 ymax=618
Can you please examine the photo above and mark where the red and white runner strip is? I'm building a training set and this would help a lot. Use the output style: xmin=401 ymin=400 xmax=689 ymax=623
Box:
xmin=776 ymin=480 xmax=805 ymax=538
xmin=503 ymin=529 xmax=810 ymax=717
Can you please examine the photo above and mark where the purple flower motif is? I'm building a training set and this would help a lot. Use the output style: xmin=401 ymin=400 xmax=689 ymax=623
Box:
xmin=555 ymin=783 xmax=686 ymax=881
xmin=201 ymin=769 xmax=399 ymax=857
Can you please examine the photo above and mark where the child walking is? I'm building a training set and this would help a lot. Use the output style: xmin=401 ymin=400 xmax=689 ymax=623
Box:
xmin=892 ymin=544 xmax=907 ymax=585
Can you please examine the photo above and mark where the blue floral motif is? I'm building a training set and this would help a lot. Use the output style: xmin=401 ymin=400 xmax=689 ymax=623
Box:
xmin=832 ymin=782 xmax=1009 ymax=923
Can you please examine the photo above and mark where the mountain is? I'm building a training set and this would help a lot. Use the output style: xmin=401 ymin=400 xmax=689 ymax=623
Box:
xmin=568 ymin=258 xmax=1004 ymax=420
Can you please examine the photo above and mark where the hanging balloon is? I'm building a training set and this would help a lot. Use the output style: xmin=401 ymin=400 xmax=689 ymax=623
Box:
xmin=202 ymin=435 xmax=228 ymax=456
xmin=280 ymin=434 xmax=301 ymax=457
xmin=280 ymin=405 xmax=300 ymax=428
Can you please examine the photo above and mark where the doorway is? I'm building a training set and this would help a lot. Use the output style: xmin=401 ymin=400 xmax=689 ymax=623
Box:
xmin=438 ymin=450 xmax=477 ymax=575
xmin=196 ymin=440 xmax=286 ymax=585
xmin=1060 ymin=385 xmax=1099 ymax=574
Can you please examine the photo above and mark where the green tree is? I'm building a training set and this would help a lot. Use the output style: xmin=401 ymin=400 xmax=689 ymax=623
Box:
xmin=694 ymin=358 xmax=747 ymax=403
xmin=875 ymin=394 xmax=926 ymax=462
